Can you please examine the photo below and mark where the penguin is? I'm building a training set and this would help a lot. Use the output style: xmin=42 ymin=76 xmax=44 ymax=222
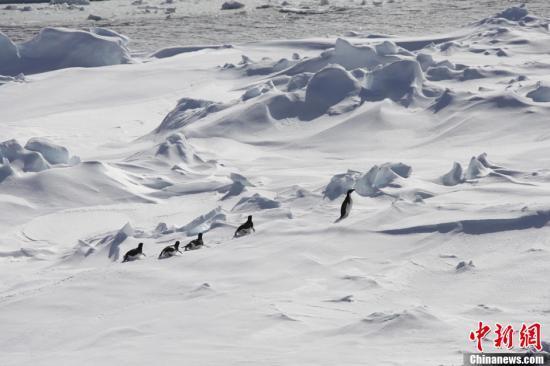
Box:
xmin=234 ymin=215 xmax=255 ymax=238
xmin=122 ymin=243 xmax=145 ymax=262
xmin=337 ymin=189 xmax=355 ymax=222
xmin=184 ymin=233 xmax=204 ymax=251
xmin=158 ymin=241 xmax=182 ymax=259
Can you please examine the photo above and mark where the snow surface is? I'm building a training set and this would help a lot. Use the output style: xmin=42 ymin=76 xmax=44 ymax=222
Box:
xmin=1 ymin=5 xmax=550 ymax=366
xmin=2 ymin=0 xmax=550 ymax=54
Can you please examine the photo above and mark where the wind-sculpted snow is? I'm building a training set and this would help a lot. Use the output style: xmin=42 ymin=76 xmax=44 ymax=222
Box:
xmin=438 ymin=162 xmax=464 ymax=186
xmin=281 ymin=38 xmax=406 ymax=76
xmin=24 ymin=138 xmax=71 ymax=165
xmin=338 ymin=307 xmax=444 ymax=336
xmin=0 ymin=138 xmax=77 ymax=178
xmin=4 ymin=6 xmax=550 ymax=366
xmin=151 ymin=44 xmax=233 ymax=59
xmin=0 ymin=27 xmax=131 ymax=76
xmin=232 ymin=193 xmax=281 ymax=212
xmin=0 ymin=74 xmax=25 ymax=87
xmin=127 ymin=133 xmax=207 ymax=170
xmin=154 ymin=97 xmax=231 ymax=133
xmin=325 ymin=163 xmax=412 ymax=199
xmin=178 ymin=207 xmax=226 ymax=236
xmin=526 ymin=82 xmax=550 ymax=102
xmin=324 ymin=170 xmax=361 ymax=200
xmin=301 ymin=65 xmax=361 ymax=120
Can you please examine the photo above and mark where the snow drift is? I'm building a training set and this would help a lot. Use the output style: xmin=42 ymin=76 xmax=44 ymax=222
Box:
xmin=0 ymin=27 xmax=131 ymax=76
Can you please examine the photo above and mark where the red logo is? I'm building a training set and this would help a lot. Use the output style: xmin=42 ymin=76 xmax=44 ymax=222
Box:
xmin=519 ymin=323 xmax=542 ymax=351
xmin=469 ymin=322 xmax=542 ymax=352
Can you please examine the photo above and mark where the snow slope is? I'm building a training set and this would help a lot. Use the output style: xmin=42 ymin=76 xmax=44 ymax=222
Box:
xmin=1 ymin=5 xmax=550 ymax=366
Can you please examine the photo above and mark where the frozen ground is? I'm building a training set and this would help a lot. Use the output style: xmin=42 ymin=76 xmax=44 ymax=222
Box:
xmin=0 ymin=0 xmax=549 ymax=53
xmin=2 ymin=4 xmax=550 ymax=366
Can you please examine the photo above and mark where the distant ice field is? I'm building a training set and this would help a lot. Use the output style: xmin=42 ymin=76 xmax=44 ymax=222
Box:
xmin=1 ymin=0 xmax=549 ymax=53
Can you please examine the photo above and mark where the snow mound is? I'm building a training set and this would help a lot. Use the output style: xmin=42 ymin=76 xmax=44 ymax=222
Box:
xmin=89 ymin=27 xmax=130 ymax=46
xmin=24 ymin=138 xmax=71 ymax=165
xmin=154 ymin=98 xmax=230 ymax=133
xmin=101 ymin=222 xmax=135 ymax=261
xmin=283 ymin=38 xmax=404 ymax=76
xmin=242 ymin=81 xmax=275 ymax=101
xmin=456 ymin=260 xmax=475 ymax=272
xmin=232 ymin=193 xmax=281 ymax=212
xmin=323 ymin=170 xmax=361 ymax=200
xmin=495 ymin=5 xmax=528 ymax=22
xmin=286 ymin=72 xmax=313 ymax=92
xmin=0 ymin=73 xmax=26 ymax=87
xmin=228 ymin=55 xmax=297 ymax=76
xmin=301 ymin=65 xmax=360 ymax=120
xmin=186 ymin=102 xmax=279 ymax=140
xmin=464 ymin=156 xmax=491 ymax=180
xmin=0 ymin=138 xmax=77 ymax=175
xmin=429 ymin=88 xmax=455 ymax=113
xmin=71 ymin=222 xmax=136 ymax=262
xmin=0 ymin=27 xmax=131 ymax=76
xmin=220 ymin=181 xmax=247 ymax=200
xmin=154 ymin=133 xmax=204 ymax=164
xmin=526 ymin=82 xmax=550 ymax=102
xmin=355 ymin=162 xmax=412 ymax=197
xmin=221 ymin=1 xmax=244 ymax=10
xmin=0 ymin=139 xmax=50 ymax=173
xmin=0 ymin=32 xmax=20 ymax=69
xmin=178 ymin=207 xmax=226 ymax=236
xmin=341 ymin=307 xmax=443 ymax=336
xmin=0 ymin=159 xmax=15 ymax=183
xmin=218 ymin=173 xmax=254 ymax=200
xmin=438 ymin=162 xmax=464 ymax=186
xmin=362 ymin=59 xmax=425 ymax=104
xmin=150 ymin=44 xmax=232 ymax=59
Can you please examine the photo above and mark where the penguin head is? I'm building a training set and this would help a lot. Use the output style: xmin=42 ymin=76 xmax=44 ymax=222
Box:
xmin=174 ymin=241 xmax=180 ymax=249
xmin=247 ymin=215 xmax=253 ymax=221
xmin=198 ymin=233 xmax=203 ymax=239
xmin=347 ymin=189 xmax=355 ymax=195
xmin=138 ymin=242 xmax=143 ymax=249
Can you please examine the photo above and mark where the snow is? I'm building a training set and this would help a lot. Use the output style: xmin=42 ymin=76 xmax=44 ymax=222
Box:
xmin=24 ymin=137 xmax=71 ymax=165
xmin=221 ymin=1 xmax=245 ymax=10
xmin=0 ymin=27 xmax=131 ymax=76
xmin=526 ymin=82 xmax=550 ymax=103
xmin=1 ymin=4 xmax=550 ymax=366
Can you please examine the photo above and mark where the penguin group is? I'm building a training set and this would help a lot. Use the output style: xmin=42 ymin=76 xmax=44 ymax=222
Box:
xmin=122 ymin=216 xmax=256 ymax=263
xmin=122 ymin=189 xmax=356 ymax=263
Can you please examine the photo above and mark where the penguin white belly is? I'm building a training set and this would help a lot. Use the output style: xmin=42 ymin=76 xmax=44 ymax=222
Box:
xmin=345 ymin=198 xmax=353 ymax=216
xmin=127 ymin=253 xmax=145 ymax=261
xmin=236 ymin=228 xmax=252 ymax=237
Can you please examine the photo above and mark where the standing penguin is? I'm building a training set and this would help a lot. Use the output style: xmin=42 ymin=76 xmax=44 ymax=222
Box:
xmin=158 ymin=241 xmax=182 ymax=259
xmin=234 ymin=215 xmax=255 ymax=238
xmin=185 ymin=233 xmax=204 ymax=251
xmin=122 ymin=243 xmax=145 ymax=262
xmin=336 ymin=189 xmax=355 ymax=222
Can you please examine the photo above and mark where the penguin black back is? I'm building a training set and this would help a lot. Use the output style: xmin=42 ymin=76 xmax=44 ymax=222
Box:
xmin=238 ymin=215 xmax=253 ymax=231
xmin=185 ymin=233 xmax=204 ymax=251
xmin=123 ymin=242 xmax=144 ymax=262
xmin=159 ymin=241 xmax=181 ymax=259
xmin=234 ymin=215 xmax=255 ymax=237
